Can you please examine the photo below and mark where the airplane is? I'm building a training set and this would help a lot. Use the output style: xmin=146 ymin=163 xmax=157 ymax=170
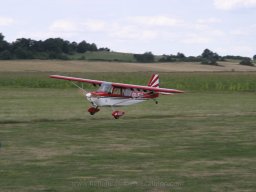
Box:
xmin=49 ymin=74 xmax=184 ymax=119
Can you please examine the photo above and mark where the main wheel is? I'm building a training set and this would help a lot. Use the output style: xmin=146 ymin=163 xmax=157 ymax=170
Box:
xmin=89 ymin=112 xmax=95 ymax=115
xmin=112 ymin=111 xmax=125 ymax=119
xmin=88 ymin=107 xmax=100 ymax=115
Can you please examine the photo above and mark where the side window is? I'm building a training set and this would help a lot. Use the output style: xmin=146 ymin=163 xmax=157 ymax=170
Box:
xmin=123 ymin=89 xmax=132 ymax=96
xmin=112 ymin=88 xmax=122 ymax=95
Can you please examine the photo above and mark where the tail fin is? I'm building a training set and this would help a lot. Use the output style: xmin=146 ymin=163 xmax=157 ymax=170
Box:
xmin=148 ymin=74 xmax=159 ymax=88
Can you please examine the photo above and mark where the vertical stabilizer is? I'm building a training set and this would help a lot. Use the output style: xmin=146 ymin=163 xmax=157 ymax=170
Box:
xmin=148 ymin=74 xmax=159 ymax=88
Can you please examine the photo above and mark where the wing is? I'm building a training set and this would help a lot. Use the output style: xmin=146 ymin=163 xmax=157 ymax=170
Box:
xmin=49 ymin=75 xmax=103 ymax=86
xmin=49 ymin=75 xmax=184 ymax=94
xmin=112 ymin=82 xmax=184 ymax=94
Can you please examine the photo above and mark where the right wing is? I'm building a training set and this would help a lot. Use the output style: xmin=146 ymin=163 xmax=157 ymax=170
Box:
xmin=49 ymin=75 xmax=103 ymax=86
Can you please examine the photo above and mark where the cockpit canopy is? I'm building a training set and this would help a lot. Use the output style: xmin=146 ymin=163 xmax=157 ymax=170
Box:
xmin=97 ymin=82 xmax=112 ymax=93
xmin=97 ymin=82 xmax=147 ymax=97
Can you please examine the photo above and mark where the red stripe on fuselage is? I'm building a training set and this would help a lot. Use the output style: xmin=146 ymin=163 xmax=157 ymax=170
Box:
xmin=90 ymin=91 xmax=159 ymax=99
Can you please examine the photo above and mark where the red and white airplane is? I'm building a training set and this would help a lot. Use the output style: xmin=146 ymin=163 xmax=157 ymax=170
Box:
xmin=49 ymin=74 xmax=184 ymax=119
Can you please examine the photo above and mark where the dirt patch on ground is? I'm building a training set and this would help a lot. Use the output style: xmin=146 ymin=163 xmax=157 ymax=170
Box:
xmin=1 ymin=60 xmax=255 ymax=72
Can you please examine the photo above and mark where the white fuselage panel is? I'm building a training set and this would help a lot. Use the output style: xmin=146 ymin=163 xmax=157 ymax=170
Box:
xmin=87 ymin=96 xmax=146 ymax=107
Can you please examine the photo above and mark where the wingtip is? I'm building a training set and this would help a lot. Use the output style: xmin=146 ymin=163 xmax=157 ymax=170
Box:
xmin=177 ymin=90 xmax=185 ymax=93
xmin=49 ymin=75 xmax=60 ymax=78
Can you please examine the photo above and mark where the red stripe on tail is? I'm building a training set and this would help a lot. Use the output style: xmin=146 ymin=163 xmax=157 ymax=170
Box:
xmin=148 ymin=74 xmax=159 ymax=88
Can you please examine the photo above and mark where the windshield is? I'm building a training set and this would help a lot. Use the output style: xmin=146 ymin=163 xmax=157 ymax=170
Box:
xmin=97 ymin=82 xmax=112 ymax=93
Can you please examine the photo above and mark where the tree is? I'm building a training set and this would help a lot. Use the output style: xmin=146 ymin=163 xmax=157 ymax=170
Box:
xmin=77 ymin=41 xmax=90 ymax=53
xmin=11 ymin=38 xmax=40 ymax=59
xmin=0 ymin=50 xmax=12 ymax=59
xmin=134 ymin=52 xmax=155 ymax=63
xmin=177 ymin=52 xmax=185 ymax=59
xmin=223 ymin=55 xmax=248 ymax=60
xmin=11 ymin=38 xmax=35 ymax=56
xmin=158 ymin=54 xmax=175 ymax=62
xmin=98 ymin=47 xmax=110 ymax=52
xmin=0 ymin=33 xmax=10 ymax=52
xmin=201 ymin=49 xmax=220 ymax=65
xmin=43 ymin=38 xmax=67 ymax=54
xmin=253 ymin=55 xmax=256 ymax=61
xmin=30 ymin=40 xmax=44 ymax=52
xmin=89 ymin=43 xmax=97 ymax=51
xmin=0 ymin=33 xmax=5 ymax=42
xmin=70 ymin=42 xmax=78 ymax=53
xmin=14 ymin=47 xmax=33 ymax=59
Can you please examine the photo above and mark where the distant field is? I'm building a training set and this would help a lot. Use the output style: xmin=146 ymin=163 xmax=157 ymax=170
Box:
xmin=0 ymin=60 xmax=256 ymax=73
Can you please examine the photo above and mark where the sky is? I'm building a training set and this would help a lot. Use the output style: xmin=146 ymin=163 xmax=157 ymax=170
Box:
xmin=1 ymin=0 xmax=256 ymax=57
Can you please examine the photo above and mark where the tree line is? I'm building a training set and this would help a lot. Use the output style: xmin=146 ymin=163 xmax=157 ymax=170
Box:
xmin=0 ymin=32 xmax=255 ymax=66
xmin=0 ymin=33 xmax=110 ymax=60
xmin=134 ymin=49 xmax=255 ymax=66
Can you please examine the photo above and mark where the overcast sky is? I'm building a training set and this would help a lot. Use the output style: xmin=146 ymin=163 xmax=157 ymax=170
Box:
xmin=1 ymin=0 xmax=256 ymax=56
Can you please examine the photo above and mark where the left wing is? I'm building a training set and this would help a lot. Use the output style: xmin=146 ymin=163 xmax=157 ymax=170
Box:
xmin=111 ymin=82 xmax=184 ymax=94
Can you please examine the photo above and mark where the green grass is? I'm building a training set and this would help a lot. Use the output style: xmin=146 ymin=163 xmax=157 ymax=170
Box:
xmin=0 ymin=72 xmax=256 ymax=191
xmin=0 ymin=72 xmax=256 ymax=92
xmin=69 ymin=51 xmax=135 ymax=62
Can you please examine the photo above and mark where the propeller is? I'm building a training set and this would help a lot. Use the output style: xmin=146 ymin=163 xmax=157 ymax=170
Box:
xmin=78 ymin=88 xmax=88 ymax=97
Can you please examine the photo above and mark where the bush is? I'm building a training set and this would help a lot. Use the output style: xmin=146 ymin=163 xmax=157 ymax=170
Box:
xmin=201 ymin=58 xmax=218 ymax=65
xmin=134 ymin=52 xmax=155 ymax=63
xmin=240 ymin=59 xmax=254 ymax=66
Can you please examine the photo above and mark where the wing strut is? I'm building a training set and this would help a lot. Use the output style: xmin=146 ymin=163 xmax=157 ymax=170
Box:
xmin=71 ymin=81 xmax=88 ymax=95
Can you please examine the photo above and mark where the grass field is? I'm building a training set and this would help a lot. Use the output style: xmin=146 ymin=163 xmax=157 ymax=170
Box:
xmin=69 ymin=51 xmax=135 ymax=62
xmin=1 ymin=71 xmax=256 ymax=92
xmin=1 ymin=60 xmax=256 ymax=73
xmin=0 ymin=68 xmax=256 ymax=191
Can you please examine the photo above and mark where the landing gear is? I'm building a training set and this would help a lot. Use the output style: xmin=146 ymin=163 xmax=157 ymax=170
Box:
xmin=112 ymin=111 xmax=125 ymax=119
xmin=88 ymin=107 xmax=100 ymax=115
xmin=88 ymin=106 xmax=125 ymax=119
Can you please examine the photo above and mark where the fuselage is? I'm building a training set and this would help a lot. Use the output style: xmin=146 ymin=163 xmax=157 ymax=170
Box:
xmin=87 ymin=94 xmax=146 ymax=106
xmin=86 ymin=90 xmax=158 ymax=107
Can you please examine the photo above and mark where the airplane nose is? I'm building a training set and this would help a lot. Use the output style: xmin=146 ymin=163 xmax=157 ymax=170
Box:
xmin=86 ymin=93 xmax=92 ymax=98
